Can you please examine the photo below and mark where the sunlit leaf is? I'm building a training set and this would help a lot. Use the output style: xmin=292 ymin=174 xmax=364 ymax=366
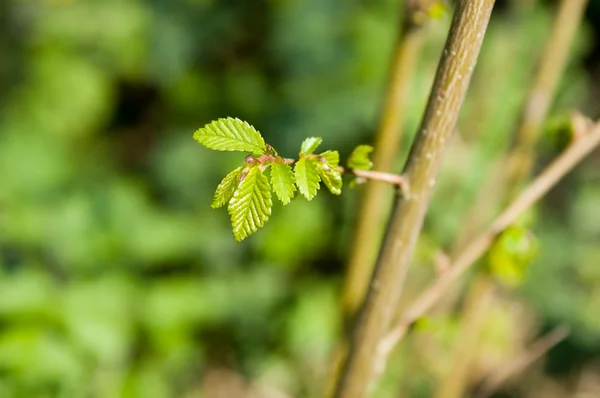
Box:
xmin=319 ymin=150 xmax=339 ymax=168
xmin=271 ymin=163 xmax=296 ymax=205
xmin=347 ymin=145 xmax=373 ymax=170
xmin=193 ymin=117 xmax=266 ymax=155
xmin=211 ymin=166 xmax=243 ymax=209
xmin=317 ymin=160 xmax=342 ymax=195
xmin=228 ymin=166 xmax=272 ymax=241
xmin=294 ymin=157 xmax=321 ymax=200
xmin=299 ymin=137 xmax=323 ymax=156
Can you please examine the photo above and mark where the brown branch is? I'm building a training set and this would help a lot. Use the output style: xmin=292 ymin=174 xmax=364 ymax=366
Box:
xmin=343 ymin=168 xmax=409 ymax=191
xmin=379 ymin=122 xmax=600 ymax=361
xmin=475 ymin=326 xmax=570 ymax=398
xmin=333 ymin=1 xmax=496 ymax=397
xmin=342 ymin=2 xmax=429 ymax=319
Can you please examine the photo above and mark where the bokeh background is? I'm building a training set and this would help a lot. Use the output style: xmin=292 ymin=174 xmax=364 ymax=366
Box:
xmin=1 ymin=0 xmax=600 ymax=397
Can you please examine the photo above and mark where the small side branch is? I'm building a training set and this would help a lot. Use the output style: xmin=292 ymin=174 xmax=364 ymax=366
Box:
xmin=339 ymin=167 xmax=410 ymax=195
xmin=285 ymin=156 xmax=410 ymax=192
xmin=379 ymin=121 xmax=600 ymax=362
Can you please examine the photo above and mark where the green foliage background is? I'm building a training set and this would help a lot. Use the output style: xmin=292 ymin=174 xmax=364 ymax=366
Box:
xmin=0 ymin=0 xmax=599 ymax=397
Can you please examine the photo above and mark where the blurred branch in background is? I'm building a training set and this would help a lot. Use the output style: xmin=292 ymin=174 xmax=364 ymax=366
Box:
xmin=505 ymin=0 xmax=590 ymax=194
xmin=455 ymin=0 xmax=590 ymax=251
xmin=342 ymin=0 xmax=433 ymax=319
xmin=474 ymin=325 xmax=570 ymax=398
xmin=333 ymin=1 xmax=496 ymax=396
xmin=380 ymin=117 xmax=600 ymax=361
xmin=433 ymin=1 xmax=590 ymax=396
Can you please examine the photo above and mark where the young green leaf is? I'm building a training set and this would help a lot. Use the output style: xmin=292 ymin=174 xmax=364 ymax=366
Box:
xmin=211 ymin=166 xmax=243 ymax=209
xmin=270 ymin=163 xmax=296 ymax=205
xmin=193 ymin=117 xmax=266 ymax=155
xmin=227 ymin=166 xmax=272 ymax=241
xmin=347 ymin=145 xmax=374 ymax=170
xmin=428 ymin=2 xmax=447 ymax=19
xmin=319 ymin=150 xmax=340 ymax=168
xmin=294 ymin=157 xmax=321 ymax=200
xmin=317 ymin=161 xmax=342 ymax=195
xmin=300 ymin=137 xmax=323 ymax=156
xmin=487 ymin=226 xmax=538 ymax=287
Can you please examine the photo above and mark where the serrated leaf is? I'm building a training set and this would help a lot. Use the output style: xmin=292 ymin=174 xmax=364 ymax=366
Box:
xmin=270 ymin=163 xmax=296 ymax=205
xmin=300 ymin=137 xmax=323 ymax=156
xmin=317 ymin=161 xmax=342 ymax=195
xmin=211 ymin=166 xmax=243 ymax=209
xmin=294 ymin=157 xmax=321 ymax=200
xmin=347 ymin=145 xmax=374 ymax=170
xmin=319 ymin=150 xmax=339 ymax=168
xmin=193 ymin=117 xmax=266 ymax=155
xmin=227 ymin=166 xmax=272 ymax=241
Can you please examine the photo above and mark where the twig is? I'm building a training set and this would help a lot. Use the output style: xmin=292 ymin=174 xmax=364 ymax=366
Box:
xmin=333 ymin=1 xmax=496 ymax=397
xmin=475 ymin=326 xmax=570 ymax=398
xmin=343 ymin=168 xmax=409 ymax=192
xmin=285 ymin=156 xmax=410 ymax=190
xmin=379 ymin=122 xmax=600 ymax=362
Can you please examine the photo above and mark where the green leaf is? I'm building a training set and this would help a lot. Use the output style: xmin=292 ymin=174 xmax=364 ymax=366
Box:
xmin=488 ymin=226 xmax=538 ymax=287
xmin=317 ymin=161 xmax=342 ymax=195
xmin=347 ymin=145 xmax=374 ymax=170
xmin=193 ymin=117 xmax=266 ymax=155
xmin=227 ymin=166 xmax=272 ymax=241
xmin=271 ymin=163 xmax=296 ymax=205
xmin=319 ymin=150 xmax=339 ymax=168
xmin=428 ymin=2 xmax=447 ymax=19
xmin=300 ymin=137 xmax=323 ymax=156
xmin=211 ymin=166 xmax=243 ymax=209
xmin=294 ymin=157 xmax=321 ymax=200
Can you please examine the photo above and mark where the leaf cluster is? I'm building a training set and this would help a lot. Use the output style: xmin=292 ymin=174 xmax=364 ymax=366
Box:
xmin=194 ymin=118 xmax=355 ymax=241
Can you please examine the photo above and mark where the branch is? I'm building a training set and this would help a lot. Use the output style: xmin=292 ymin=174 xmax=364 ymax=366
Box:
xmin=474 ymin=326 xmax=569 ymax=398
xmin=455 ymin=0 xmax=589 ymax=251
xmin=342 ymin=1 xmax=429 ymax=317
xmin=340 ymin=167 xmax=409 ymax=191
xmin=379 ymin=122 xmax=600 ymax=361
xmin=333 ymin=1 xmax=496 ymax=397
xmin=505 ymin=0 xmax=589 ymax=193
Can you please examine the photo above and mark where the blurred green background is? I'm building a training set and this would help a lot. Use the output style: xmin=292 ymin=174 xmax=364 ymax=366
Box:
xmin=1 ymin=0 xmax=599 ymax=397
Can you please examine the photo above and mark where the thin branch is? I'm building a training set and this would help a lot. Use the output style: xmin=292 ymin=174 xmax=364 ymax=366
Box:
xmin=379 ymin=122 xmax=600 ymax=361
xmin=505 ymin=0 xmax=589 ymax=193
xmin=333 ymin=1 xmax=496 ymax=397
xmin=342 ymin=1 xmax=429 ymax=318
xmin=455 ymin=0 xmax=589 ymax=251
xmin=284 ymin=157 xmax=409 ymax=189
xmin=475 ymin=326 xmax=570 ymax=398
xmin=342 ymin=167 xmax=409 ymax=191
